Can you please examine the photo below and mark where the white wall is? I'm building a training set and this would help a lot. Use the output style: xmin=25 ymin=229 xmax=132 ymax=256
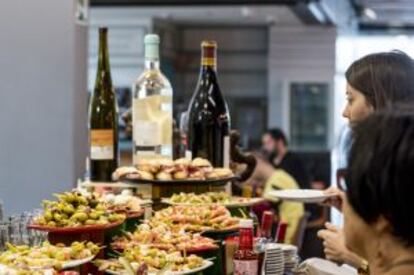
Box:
xmin=267 ymin=25 xmax=336 ymax=148
xmin=0 ymin=0 xmax=88 ymax=216
xmin=88 ymin=8 xmax=153 ymax=89
xmin=178 ymin=26 xmax=268 ymax=101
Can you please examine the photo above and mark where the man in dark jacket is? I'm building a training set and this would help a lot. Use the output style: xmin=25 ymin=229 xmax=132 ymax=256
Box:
xmin=262 ymin=128 xmax=310 ymax=189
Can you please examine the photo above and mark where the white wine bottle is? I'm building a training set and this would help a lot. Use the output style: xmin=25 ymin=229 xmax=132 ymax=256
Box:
xmin=132 ymin=34 xmax=173 ymax=163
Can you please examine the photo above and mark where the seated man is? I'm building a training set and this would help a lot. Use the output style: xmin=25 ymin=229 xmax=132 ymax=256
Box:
xmin=262 ymin=128 xmax=310 ymax=189
xmin=244 ymin=155 xmax=304 ymax=245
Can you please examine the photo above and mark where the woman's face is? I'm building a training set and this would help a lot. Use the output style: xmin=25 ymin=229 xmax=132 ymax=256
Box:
xmin=342 ymin=83 xmax=374 ymax=126
xmin=343 ymin=194 xmax=376 ymax=259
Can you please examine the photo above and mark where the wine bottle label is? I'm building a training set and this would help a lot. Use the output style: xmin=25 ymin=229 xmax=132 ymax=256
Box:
xmin=185 ymin=150 xmax=192 ymax=160
xmin=134 ymin=121 xmax=162 ymax=147
xmin=161 ymin=95 xmax=173 ymax=113
xmin=201 ymin=57 xmax=215 ymax=66
xmin=133 ymin=95 xmax=173 ymax=161
xmin=90 ymin=129 xmax=114 ymax=160
xmin=201 ymin=42 xmax=216 ymax=66
xmin=135 ymin=184 xmax=153 ymax=200
xmin=233 ymin=259 xmax=258 ymax=275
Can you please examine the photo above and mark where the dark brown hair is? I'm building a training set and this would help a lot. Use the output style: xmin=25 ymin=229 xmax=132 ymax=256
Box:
xmin=265 ymin=128 xmax=288 ymax=146
xmin=347 ymin=108 xmax=414 ymax=245
xmin=346 ymin=50 xmax=414 ymax=110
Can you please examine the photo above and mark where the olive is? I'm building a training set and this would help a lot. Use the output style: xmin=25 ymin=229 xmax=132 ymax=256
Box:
xmin=89 ymin=199 xmax=98 ymax=208
xmin=44 ymin=211 xmax=53 ymax=222
xmin=85 ymin=219 xmax=97 ymax=225
xmin=53 ymin=193 xmax=66 ymax=201
xmin=109 ymin=213 xmax=124 ymax=222
xmin=63 ymin=204 xmax=75 ymax=215
xmin=95 ymin=210 xmax=105 ymax=217
xmin=53 ymin=213 xmax=63 ymax=222
xmin=77 ymin=196 xmax=88 ymax=206
xmin=71 ymin=242 xmax=85 ymax=253
xmin=64 ymin=192 xmax=77 ymax=203
xmin=97 ymin=217 xmax=108 ymax=225
xmin=58 ymin=220 xmax=69 ymax=226
xmin=36 ymin=217 xmax=47 ymax=225
xmin=95 ymin=204 xmax=106 ymax=211
xmin=72 ymin=212 xmax=88 ymax=222
xmin=89 ymin=211 xmax=99 ymax=220
xmin=55 ymin=250 xmax=67 ymax=261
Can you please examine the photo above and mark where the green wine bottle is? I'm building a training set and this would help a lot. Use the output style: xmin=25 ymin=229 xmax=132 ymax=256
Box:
xmin=88 ymin=27 xmax=119 ymax=182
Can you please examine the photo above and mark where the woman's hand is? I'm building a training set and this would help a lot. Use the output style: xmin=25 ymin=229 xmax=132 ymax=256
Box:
xmin=317 ymin=222 xmax=364 ymax=268
xmin=321 ymin=187 xmax=344 ymax=211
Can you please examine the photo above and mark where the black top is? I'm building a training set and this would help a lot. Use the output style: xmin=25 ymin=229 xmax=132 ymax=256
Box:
xmin=272 ymin=151 xmax=310 ymax=189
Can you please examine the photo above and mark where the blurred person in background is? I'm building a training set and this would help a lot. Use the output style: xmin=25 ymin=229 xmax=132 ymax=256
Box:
xmin=319 ymin=50 xmax=414 ymax=273
xmin=262 ymin=128 xmax=327 ymax=258
xmin=242 ymin=153 xmax=304 ymax=245
xmin=262 ymin=128 xmax=310 ymax=189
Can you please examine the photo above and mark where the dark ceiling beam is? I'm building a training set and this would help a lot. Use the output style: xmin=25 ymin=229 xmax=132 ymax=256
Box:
xmin=89 ymin=0 xmax=335 ymax=26
xmin=349 ymin=0 xmax=364 ymax=17
xmin=90 ymin=0 xmax=298 ymax=6
xmin=290 ymin=1 xmax=334 ymax=25
xmin=359 ymin=22 xmax=414 ymax=34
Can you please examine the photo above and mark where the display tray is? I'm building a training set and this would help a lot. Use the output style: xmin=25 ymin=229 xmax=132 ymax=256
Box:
xmin=28 ymin=220 xmax=124 ymax=234
xmin=121 ymin=176 xmax=237 ymax=186
xmin=120 ymin=210 xmax=144 ymax=219
xmin=161 ymin=197 xmax=264 ymax=208
xmin=62 ymin=255 xmax=97 ymax=269
xmin=0 ymin=255 xmax=96 ymax=273
xmin=0 ymin=264 xmax=54 ymax=274
xmin=104 ymin=259 xmax=214 ymax=275
xmin=201 ymin=226 xmax=239 ymax=234
xmin=110 ymin=243 xmax=219 ymax=254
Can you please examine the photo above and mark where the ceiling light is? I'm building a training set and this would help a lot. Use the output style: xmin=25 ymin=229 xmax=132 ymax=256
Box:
xmin=363 ymin=8 xmax=377 ymax=20
xmin=241 ymin=7 xmax=252 ymax=18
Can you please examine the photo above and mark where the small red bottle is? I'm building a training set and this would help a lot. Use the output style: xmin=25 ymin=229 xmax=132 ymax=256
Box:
xmin=233 ymin=219 xmax=259 ymax=275
xmin=275 ymin=221 xmax=288 ymax=243
xmin=261 ymin=211 xmax=274 ymax=241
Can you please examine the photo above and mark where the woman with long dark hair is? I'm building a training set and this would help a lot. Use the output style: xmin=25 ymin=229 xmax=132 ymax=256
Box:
xmin=318 ymin=50 xmax=414 ymax=272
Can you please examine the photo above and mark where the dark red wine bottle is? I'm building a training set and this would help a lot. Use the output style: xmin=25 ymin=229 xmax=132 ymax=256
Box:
xmin=187 ymin=40 xmax=231 ymax=167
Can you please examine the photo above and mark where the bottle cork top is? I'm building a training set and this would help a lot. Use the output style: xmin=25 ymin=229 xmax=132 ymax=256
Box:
xmin=239 ymin=219 xmax=254 ymax=228
xmin=144 ymin=34 xmax=160 ymax=45
xmin=201 ymin=40 xmax=217 ymax=48
xmin=144 ymin=34 xmax=160 ymax=60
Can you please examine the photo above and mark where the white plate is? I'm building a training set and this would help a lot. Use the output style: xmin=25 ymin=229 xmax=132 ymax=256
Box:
xmin=105 ymin=260 xmax=213 ymax=275
xmin=301 ymin=258 xmax=357 ymax=275
xmin=0 ymin=264 xmax=55 ymax=275
xmin=161 ymin=197 xmax=264 ymax=208
xmin=268 ymin=189 xmax=336 ymax=203
xmin=0 ymin=256 xmax=95 ymax=274
xmin=62 ymin=255 xmax=96 ymax=269
xmin=266 ymin=243 xmax=297 ymax=251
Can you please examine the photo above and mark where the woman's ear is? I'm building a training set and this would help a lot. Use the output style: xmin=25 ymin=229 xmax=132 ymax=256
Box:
xmin=365 ymin=100 xmax=375 ymax=114
xmin=373 ymin=215 xmax=392 ymax=235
